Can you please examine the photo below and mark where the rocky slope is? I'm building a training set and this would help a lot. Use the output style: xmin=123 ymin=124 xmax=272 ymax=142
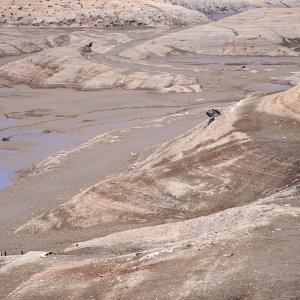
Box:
xmin=0 ymin=0 xmax=209 ymax=27
xmin=121 ymin=8 xmax=300 ymax=59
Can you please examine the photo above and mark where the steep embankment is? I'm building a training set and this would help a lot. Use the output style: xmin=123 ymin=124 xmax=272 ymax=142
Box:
xmin=121 ymin=8 xmax=300 ymax=59
xmin=16 ymin=84 xmax=300 ymax=236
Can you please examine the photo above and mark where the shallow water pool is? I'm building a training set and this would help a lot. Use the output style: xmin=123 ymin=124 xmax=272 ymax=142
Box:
xmin=0 ymin=168 xmax=14 ymax=190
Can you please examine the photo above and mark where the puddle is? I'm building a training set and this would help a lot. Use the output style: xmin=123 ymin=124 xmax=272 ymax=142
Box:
xmin=103 ymin=120 xmax=129 ymax=128
xmin=257 ymin=83 xmax=291 ymax=92
xmin=0 ymin=116 xmax=17 ymax=128
xmin=0 ymin=168 xmax=14 ymax=190
xmin=0 ymin=86 xmax=14 ymax=95
xmin=210 ymin=12 xmax=237 ymax=21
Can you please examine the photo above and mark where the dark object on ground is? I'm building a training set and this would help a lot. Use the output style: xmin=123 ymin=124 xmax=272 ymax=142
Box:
xmin=40 ymin=251 xmax=55 ymax=258
xmin=205 ymin=109 xmax=221 ymax=128
xmin=2 ymin=137 xmax=10 ymax=141
xmin=242 ymin=65 xmax=246 ymax=69
xmin=82 ymin=42 xmax=93 ymax=53
xmin=206 ymin=109 xmax=221 ymax=118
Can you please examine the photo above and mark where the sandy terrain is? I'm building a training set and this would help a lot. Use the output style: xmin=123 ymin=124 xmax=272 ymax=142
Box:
xmin=0 ymin=5 xmax=300 ymax=299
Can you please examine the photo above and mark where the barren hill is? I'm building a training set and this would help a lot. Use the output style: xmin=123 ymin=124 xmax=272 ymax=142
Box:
xmin=1 ymin=0 xmax=300 ymax=27
xmin=0 ymin=0 xmax=209 ymax=27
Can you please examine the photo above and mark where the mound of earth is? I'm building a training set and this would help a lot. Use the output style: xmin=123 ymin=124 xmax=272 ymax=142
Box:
xmin=0 ymin=0 xmax=209 ymax=27
xmin=16 ymin=84 xmax=300 ymax=237
xmin=121 ymin=8 xmax=300 ymax=59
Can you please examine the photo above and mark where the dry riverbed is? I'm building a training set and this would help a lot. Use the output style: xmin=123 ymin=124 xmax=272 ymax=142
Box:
xmin=0 ymin=12 xmax=300 ymax=298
